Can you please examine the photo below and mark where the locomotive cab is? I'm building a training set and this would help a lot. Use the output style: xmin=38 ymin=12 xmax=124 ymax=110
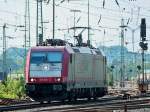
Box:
xmin=25 ymin=46 xmax=70 ymax=101
xmin=29 ymin=51 xmax=63 ymax=82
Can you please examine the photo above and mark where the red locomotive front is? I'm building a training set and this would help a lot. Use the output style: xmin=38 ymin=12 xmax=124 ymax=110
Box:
xmin=25 ymin=46 xmax=69 ymax=101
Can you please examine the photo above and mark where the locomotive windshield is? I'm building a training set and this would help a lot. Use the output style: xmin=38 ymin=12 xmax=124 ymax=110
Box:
xmin=30 ymin=52 xmax=46 ymax=64
xmin=30 ymin=51 xmax=63 ymax=77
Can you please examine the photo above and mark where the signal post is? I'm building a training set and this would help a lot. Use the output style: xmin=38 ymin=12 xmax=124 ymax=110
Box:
xmin=138 ymin=18 xmax=148 ymax=93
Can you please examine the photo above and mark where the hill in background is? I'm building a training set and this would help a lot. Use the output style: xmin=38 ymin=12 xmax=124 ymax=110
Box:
xmin=0 ymin=47 xmax=25 ymax=73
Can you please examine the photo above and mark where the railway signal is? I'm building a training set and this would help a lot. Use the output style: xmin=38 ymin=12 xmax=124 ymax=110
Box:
xmin=111 ymin=65 xmax=115 ymax=86
xmin=139 ymin=42 xmax=148 ymax=50
xmin=140 ymin=18 xmax=146 ymax=41
xmin=138 ymin=18 xmax=148 ymax=93
xmin=137 ymin=65 xmax=141 ymax=71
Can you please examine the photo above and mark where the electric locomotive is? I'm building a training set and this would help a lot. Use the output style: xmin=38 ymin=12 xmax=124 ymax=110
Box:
xmin=25 ymin=39 xmax=107 ymax=102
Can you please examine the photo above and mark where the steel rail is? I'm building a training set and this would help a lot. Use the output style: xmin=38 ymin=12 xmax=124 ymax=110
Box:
xmin=0 ymin=96 xmax=120 ymax=111
xmin=1 ymin=96 xmax=150 ymax=111
xmin=38 ymin=98 xmax=150 ymax=112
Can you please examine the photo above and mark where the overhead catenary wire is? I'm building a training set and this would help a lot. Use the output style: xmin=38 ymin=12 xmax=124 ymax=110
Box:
xmin=67 ymin=1 xmax=150 ymax=19
xmin=1 ymin=0 xmax=150 ymax=23
xmin=49 ymin=3 xmax=122 ymax=21
xmin=119 ymin=0 xmax=150 ymax=12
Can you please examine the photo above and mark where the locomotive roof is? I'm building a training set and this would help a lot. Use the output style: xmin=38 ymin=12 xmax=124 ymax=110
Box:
xmin=30 ymin=45 xmax=105 ymax=56
xmin=31 ymin=46 xmax=66 ymax=49
xmin=71 ymin=46 xmax=105 ymax=56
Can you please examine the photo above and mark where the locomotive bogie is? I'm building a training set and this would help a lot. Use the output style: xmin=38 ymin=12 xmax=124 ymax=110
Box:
xmin=26 ymin=83 xmax=68 ymax=101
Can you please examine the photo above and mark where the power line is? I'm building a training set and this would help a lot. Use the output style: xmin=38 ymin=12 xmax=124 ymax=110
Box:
xmin=0 ymin=0 xmax=145 ymax=29
xmin=68 ymin=2 xmax=150 ymax=19
xmin=1 ymin=0 xmax=150 ymax=22
xmin=120 ymin=0 xmax=150 ymax=12
xmin=50 ymin=3 xmax=121 ymax=21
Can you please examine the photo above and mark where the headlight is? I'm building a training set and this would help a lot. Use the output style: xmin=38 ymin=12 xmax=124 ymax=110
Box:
xmin=30 ymin=78 xmax=36 ymax=82
xmin=31 ymin=78 xmax=34 ymax=82
xmin=57 ymin=78 xmax=61 ymax=82
xmin=55 ymin=78 xmax=61 ymax=82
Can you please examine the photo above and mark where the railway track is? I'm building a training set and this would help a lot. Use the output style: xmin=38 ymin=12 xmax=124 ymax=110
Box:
xmin=1 ymin=96 xmax=150 ymax=112
xmin=30 ymin=98 xmax=150 ymax=112
xmin=29 ymin=99 xmax=150 ymax=112
xmin=0 ymin=97 xmax=117 ymax=111
xmin=0 ymin=98 xmax=31 ymax=105
xmin=58 ymin=104 xmax=150 ymax=112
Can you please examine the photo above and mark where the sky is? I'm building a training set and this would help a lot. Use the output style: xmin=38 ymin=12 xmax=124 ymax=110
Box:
xmin=0 ymin=0 xmax=150 ymax=53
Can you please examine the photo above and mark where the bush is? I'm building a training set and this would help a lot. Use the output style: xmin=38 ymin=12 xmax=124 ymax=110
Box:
xmin=0 ymin=77 xmax=25 ymax=99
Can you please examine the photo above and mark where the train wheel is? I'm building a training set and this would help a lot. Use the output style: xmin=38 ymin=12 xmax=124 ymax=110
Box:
xmin=40 ymin=101 xmax=44 ymax=104
xmin=68 ymin=97 xmax=71 ymax=102
xmin=61 ymin=99 xmax=65 ymax=103
xmin=93 ymin=96 xmax=97 ymax=100
xmin=93 ymin=90 xmax=97 ymax=100
xmin=73 ymin=96 xmax=77 ymax=101
xmin=68 ymin=92 xmax=72 ymax=102
xmin=61 ymin=95 xmax=66 ymax=103
xmin=47 ymin=101 xmax=51 ymax=104
xmin=88 ymin=91 xmax=92 ymax=100
xmin=88 ymin=96 xmax=91 ymax=100
xmin=71 ymin=92 xmax=77 ymax=102
xmin=61 ymin=91 xmax=66 ymax=103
